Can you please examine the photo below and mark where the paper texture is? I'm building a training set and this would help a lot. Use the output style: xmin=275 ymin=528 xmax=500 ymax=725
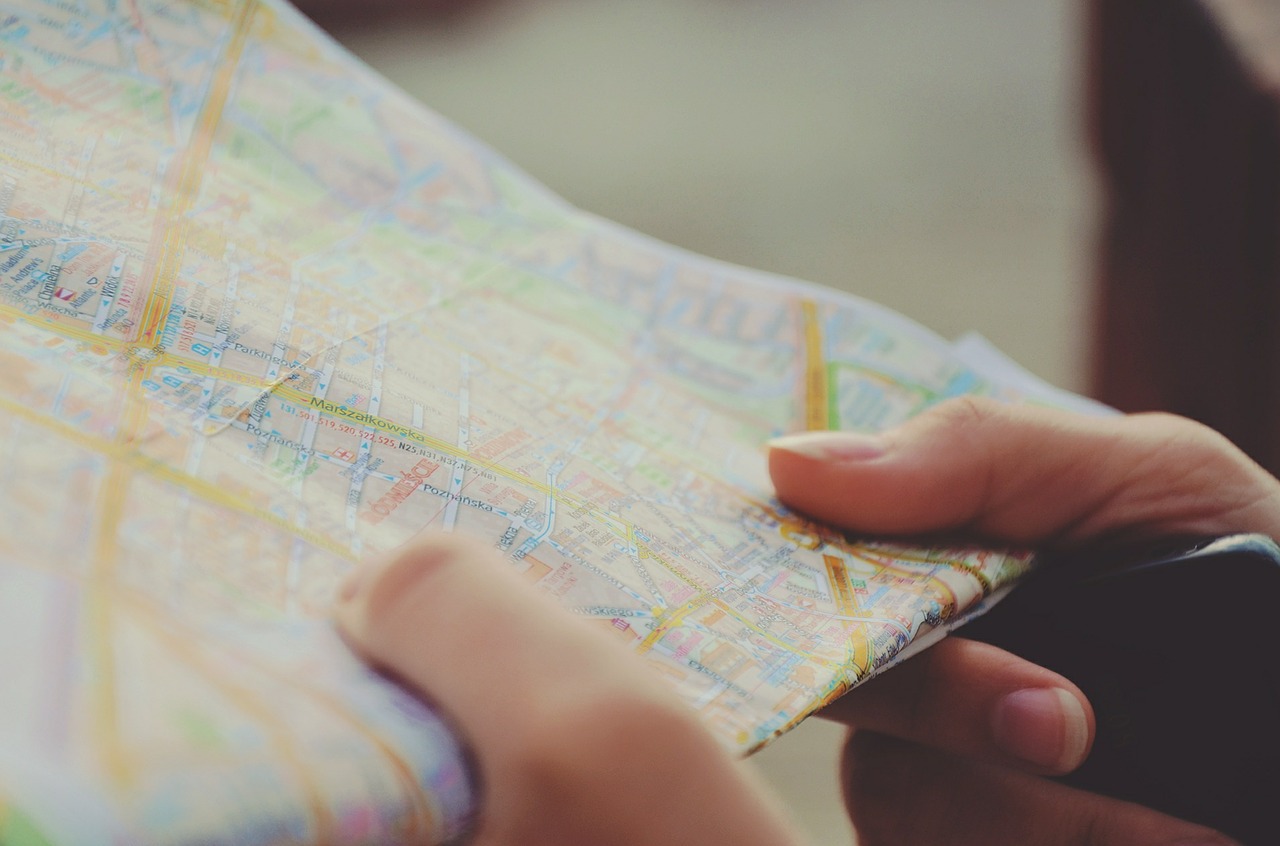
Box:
xmin=0 ymin=2 xmax=1061 ymax=842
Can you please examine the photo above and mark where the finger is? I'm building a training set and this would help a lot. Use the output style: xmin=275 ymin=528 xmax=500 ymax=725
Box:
xmin=768 ymin=398 xmax=1280 ymax=545
xmin=334 ymin=532 xmax=800 ymax=846
xmin=818 ymin=637 xmax=1093 ymax=775
xmin=842 ymin=732 xmax=1240 ymax=846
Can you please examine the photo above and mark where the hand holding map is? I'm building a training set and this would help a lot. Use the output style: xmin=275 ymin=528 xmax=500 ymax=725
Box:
xmin=335 ymin=397 xmax=1272 ymax=846
xmin=795 ymin=401 xmax=1277 ymax=846
xmin=335 ymin=532 xmax=807 ymax=846
xmin=0 ymin=1 xmax=1125 ymax=843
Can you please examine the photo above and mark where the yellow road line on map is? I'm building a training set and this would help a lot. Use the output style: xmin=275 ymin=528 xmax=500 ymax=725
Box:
xmin=632 ymin=538 xmax=841 ymax=668
xmin=758 ymin=673 xmax=859 ymax=752
xmin=801 ymin=300 xmax=828 ymax=431
xmin=265 ymin=379 xmax=588 ymax=507
xmin=11 ymin=296 xmax=652 ymax=561
xmin=88 ymin=462 xmax=133 ymax=786
xmin=843 ymin=550 xmax=957 ymax=623
xmin=135 ymin=0 xmax=257 ymax=349
xmin=148 ymin=461 xmax=356 ymax=559
xmin=87 ymin=0 xmax=260 ymax=793
xmin=434 ymin=309 xmax=786 ymax=434
xmin=21 ymin=398 xmax=418 ymax=835
xmin=127 ymin=604 xmax=337 ymax=845
xmin=122 ymin=587 xmax=441 ymax=838
xmin=132 ymin=351 xmax=291 ymax=392
xmin=1 ymin=381 xmax=427 ymax=834
xmin=635 ymin=594 xmax=712 ymax=654
xmin=878 ymin=549 xmax=995 ymax=595
xmin=0 ymin=394 xmax=354 ymax=560
xmin=751 ymin=497 xmax=968 ymax=601
xmin=823 ymin=554 xmax=861 ymax=618
xmin=0 ymin=395 xmax=125 ymax=464
xmin=1 ymin=318 xmax=792 ymax=629
xmin=824 ymin=553 xmax=878 ymax=675
xmin=8 ymin=0 xmax=865 ymax=800
xmin=848 ymin=548 xmax=982 ymax=608
xmin=847 ymin=627 xmax=871 ymax=677
xmin=9 ymin=311 xmax=840 ymax=688
xmin=0 ymin=150 xmax=140 ymax=211
xmin=0 ymin=302 xmax=130 ymax=350
xmin=825 ymin=360 xmax=938 ymax=401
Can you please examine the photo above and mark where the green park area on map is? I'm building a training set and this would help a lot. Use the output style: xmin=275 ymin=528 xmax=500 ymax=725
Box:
xmin=0 ymin=2 xmax=1086 ymax=843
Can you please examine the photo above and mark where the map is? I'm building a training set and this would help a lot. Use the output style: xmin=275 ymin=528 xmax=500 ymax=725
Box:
xmin=0 ymin=2 xmax=1082 ymax=843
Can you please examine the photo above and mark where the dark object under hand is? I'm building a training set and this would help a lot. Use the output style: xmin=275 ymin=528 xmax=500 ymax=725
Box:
xmin=960 ymin=533 xmax=1280 ymax=846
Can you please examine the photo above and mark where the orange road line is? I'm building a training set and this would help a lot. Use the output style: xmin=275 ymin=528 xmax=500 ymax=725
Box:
xmin=801 ymin=300 xmax=828 ymax=431
xmin=88 ymin=462 xmax=134 ymax=787
xmin=126 ymin=604 xmax=337 ymax=845
xmin=0 ymin=389 xmax=428 ymax=832
xmin=134 ymin=0 xmax=257 ymax=350
xmin=0 ymin=392 xmax=355 ymax=560
xmin=127 ymin=583 xmax=441 ymax=839
xmin=822 ymin=554 xmax=861 ymax=618
xmin=0 ymin=306 xmax=130 ymax=350
xmin=91 ymin=0 xmax=260 ymax=789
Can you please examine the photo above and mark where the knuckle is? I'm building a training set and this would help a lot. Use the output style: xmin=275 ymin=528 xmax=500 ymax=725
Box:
xmin=923 ymin=395 xmax=1004 ymax=430
xmin=1126 ymin=409 xmax=1274 ymax=499
xmin=908 ymin=397 xmax=1008 ymax=463
xmin=1131 ymin=412 xmax=1243 ymax=467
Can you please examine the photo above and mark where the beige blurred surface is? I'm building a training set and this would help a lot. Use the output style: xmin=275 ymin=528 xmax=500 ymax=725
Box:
xmin=328 ymin=2 xmax=1094 ymax=842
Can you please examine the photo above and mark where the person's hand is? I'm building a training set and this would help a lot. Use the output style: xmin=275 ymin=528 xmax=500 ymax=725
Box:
xmin=331 ymin=526 xmax=1105 ymax=845
xmin=332 ymin=399 xmax=1274 ymax=846
xmin=769 ymin=397 xmax=1278 ymax=846
xmin=333 ymin=533 xmax=805 ymax=846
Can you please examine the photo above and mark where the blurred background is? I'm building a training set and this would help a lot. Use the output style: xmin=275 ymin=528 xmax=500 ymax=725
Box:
xmin=304 ymin=1 xmax=1093 ymax=842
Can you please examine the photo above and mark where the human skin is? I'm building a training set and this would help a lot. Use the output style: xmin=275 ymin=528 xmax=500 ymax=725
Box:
xmin=336 ymin=398 xmax=1271 ymax=844
xmin=769 ymin=397 xmax=1275 ymax=846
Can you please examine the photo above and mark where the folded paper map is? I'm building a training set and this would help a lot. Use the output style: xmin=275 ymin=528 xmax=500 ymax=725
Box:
xmin=0 ymin=2 xmax=1086 ymax=843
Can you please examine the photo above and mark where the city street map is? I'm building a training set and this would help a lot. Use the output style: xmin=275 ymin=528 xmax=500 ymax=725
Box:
xmin=0 ymin=1 xmax=1084 ymax=843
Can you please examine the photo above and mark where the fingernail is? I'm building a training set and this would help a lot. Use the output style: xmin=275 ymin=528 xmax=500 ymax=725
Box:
xmin=993 ymin=688 xmax=1089 ymax=771
xmin=767 ymin=431 xmax=887 ymax=462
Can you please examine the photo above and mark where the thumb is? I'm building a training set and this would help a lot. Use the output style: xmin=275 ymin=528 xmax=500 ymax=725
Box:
xmin=767 ymin=397 xmax=1280 ymax=545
